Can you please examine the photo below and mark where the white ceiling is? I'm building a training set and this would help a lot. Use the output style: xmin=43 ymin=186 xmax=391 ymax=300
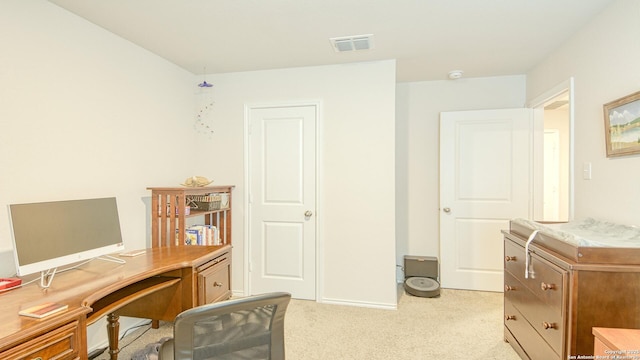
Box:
xmin=48 ymin=0 xmax=614 ymax=82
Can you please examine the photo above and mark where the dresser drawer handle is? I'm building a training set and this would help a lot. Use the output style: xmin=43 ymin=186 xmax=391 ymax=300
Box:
xmin=505 ymin=256 xmax=517 ymax=262
xmin=542 ymin=321 xmax=556 ymax=329
xmin=540 ymin=282 xmax=556 ymax=291
xmin=213 ymin=282 xmax=224 ymax=287
xmin=505 ymin=315 xmax=516 ymax=321
xmin=505 ymin=285 xmax=515 ymax=292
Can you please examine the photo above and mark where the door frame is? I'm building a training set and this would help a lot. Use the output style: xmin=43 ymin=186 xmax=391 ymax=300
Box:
xmin=528 ymin=77 xmax=575 ymax=221
xmin=243 ymin=100 xmax=323 ymax=300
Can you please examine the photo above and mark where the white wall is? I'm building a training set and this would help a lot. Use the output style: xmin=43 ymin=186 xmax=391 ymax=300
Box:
xmin=395 ymin=76 xmax=526 ymax=281
xmin=0 ymin=1 xmax=196 ymax=258
xmin=527 ymin=0 xmax=640 ymax=226
xmin=1 ymin=0 xmax=199 ymax=351
xmin=2 ymin=1 xmax=398 ymax=311
xmin=195 ymin=60 xmax=398 ymax=308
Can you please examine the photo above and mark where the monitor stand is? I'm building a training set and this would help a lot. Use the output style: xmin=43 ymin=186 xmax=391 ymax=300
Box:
xmin=40 ymin=268 xmax=57 ymax=289
xmin=97 ymin=255 xmax=126 ymax=265
xmin=39 ymin=256 xmax=126 ymax=288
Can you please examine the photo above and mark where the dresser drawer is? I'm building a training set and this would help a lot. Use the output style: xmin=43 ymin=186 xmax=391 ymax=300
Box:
xmin=505 ymin=299 xmax=560 ymax=360
xmin=198 ymin=252 xmax=231 ymax=304
xmin=0 ymin=320 xmax=80 ymax=360
xmin=504 ymin=238 xmax=526 ymax=277
xmin=505 ymin=239 xmax=565 ymax=310
xmin=505 ymin=272 xmax=564 ymax=354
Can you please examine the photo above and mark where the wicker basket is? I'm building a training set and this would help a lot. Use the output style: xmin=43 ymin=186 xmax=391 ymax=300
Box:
xmin=187 ymin=195 xmax=221 ymax=211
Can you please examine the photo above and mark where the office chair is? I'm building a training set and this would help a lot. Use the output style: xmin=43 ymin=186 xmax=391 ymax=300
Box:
xmin=158 ymin=292 xmax=291 ymax=360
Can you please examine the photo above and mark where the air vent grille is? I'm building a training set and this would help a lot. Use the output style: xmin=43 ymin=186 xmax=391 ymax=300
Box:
xmin=330 ymin=34 xmax=374 ymax=52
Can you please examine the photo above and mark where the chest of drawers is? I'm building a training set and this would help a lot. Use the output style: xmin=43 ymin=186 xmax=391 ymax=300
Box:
xmin=504 ymin=236 xmax=568 ymax=359
xmin=503 ymin=224 xmax=640 ymax=360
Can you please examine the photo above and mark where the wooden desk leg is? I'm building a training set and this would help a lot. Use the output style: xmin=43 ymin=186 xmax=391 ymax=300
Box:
xmin=107 ymin=313 xmax=120 ymax=360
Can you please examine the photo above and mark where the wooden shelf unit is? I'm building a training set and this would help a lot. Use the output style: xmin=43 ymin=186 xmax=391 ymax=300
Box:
xmin=147 ymin=186 xmax=234 ymax=248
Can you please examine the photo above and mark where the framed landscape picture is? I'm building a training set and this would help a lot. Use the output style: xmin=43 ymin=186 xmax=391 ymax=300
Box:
xmin=603 ymin=90 xmax=640 ymax=157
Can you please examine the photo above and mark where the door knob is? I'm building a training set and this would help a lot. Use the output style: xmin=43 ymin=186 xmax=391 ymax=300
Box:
xmin=304 ymin=210 xmax=313 ymax=217
xmin=443 ymin=207 xmax=451 ymax=213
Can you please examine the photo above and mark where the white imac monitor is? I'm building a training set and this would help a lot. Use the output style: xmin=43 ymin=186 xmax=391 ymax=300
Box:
xmin=9 ymin=197 xmax=125 ymax=278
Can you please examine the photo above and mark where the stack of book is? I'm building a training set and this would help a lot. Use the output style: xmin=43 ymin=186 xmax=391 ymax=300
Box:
xmin=179 ymin=225 xmax=221 ymax=246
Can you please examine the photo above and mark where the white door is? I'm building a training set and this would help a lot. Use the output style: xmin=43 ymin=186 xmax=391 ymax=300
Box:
xmin=248 ymin=104 xmax=316 ymax=300
xmin=440 ymin=109 xmax=531 ymax=292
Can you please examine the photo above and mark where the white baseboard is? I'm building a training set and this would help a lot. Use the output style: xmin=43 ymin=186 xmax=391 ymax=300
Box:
xmin=233 ymin=289 xmax=397 ymax=310
xmin=319 ymin=297 xmax=397 ymax=310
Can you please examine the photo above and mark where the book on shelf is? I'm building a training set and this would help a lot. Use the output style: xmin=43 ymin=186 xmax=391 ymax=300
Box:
xmin=185 ymin=228 xmax=199 ymax=245
xmin=19 ymin=302 xmax=68 ymax=319
xmin=177 ymin=225 xmax=221 ymax=245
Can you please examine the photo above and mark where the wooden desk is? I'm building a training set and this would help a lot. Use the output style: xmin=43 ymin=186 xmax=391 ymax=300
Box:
xmin=0 ymin=245 xmax=231 ymax=360
xmin=593 ymin=327 xmax=640 ymax=358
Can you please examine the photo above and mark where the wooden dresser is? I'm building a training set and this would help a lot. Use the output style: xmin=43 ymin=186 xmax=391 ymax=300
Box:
xmin=503 ymin=220 xmax=640 ymax=359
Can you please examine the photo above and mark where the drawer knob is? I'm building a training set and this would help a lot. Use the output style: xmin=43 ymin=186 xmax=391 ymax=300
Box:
xmin=542 ymin=322 xmax=556 ymax=329
xmin=540 ymin=282 xmax=556 ymax=291
xmin=505 ymin=315 xmax=516 ymax=321
xmin=505 ymin=285 xmax=515 ymax=292
xmin=213 ymin=281 xmax=224 ymax=287
xmin=505 ymin=255 xmax=517 ymax=262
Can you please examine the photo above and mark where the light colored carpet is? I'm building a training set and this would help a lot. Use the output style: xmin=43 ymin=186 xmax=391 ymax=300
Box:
xmin=93 ymin=287 xmax=520 ymax=360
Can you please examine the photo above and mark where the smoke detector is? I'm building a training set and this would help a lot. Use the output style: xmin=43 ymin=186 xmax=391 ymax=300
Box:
xmin=448 ymin=70 xmax=464 ymax=80
xmin=330 ymin=34 xmax=374 ymax=52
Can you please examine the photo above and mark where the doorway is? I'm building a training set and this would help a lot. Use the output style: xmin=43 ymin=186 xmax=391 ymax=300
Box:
xmin=439 ymin=108 xmax=532 ymax=291
xmin=530 ymin=79 xmax=574 ymax=222
xmin=245 ymin=103 xmax=318 ymax=300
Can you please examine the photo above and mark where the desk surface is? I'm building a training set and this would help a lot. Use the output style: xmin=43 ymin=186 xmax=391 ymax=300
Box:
xmin=0 ymin=245 xmax=227 ymax=352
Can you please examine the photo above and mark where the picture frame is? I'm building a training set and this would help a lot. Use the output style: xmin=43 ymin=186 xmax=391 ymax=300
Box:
xmin=603 ymin=90 xmax=640 ymax=157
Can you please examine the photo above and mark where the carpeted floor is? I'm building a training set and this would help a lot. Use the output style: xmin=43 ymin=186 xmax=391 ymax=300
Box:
xmin=93 ymin=287 xmax=520 ymax=360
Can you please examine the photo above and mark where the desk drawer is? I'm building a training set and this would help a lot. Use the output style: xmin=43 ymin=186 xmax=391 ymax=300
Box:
xmin=198 ymin=252 xmax=231 ymax=304
xmin=0 ymin=320 xmax=80 ymax=360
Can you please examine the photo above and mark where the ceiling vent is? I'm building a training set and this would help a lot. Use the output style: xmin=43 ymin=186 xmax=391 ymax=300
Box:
xmin=330 ymin=34 xmax=374 ymax=52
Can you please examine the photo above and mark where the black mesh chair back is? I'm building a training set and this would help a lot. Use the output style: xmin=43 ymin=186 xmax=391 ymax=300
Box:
xmin=159 ymin=292 xmax=291 ymax=360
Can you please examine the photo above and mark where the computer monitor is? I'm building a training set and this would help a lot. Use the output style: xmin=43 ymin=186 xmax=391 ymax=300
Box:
xmin=9 ymin=197 xmax=125 ymax=278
